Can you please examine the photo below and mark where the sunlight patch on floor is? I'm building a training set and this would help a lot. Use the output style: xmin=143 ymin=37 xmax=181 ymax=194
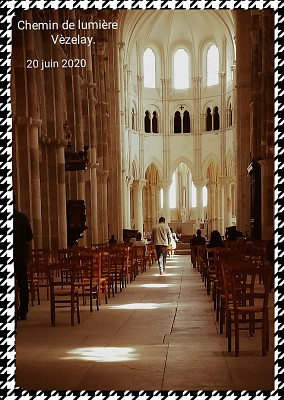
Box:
xmin=62 ymin=347 xmax=138 ymax=362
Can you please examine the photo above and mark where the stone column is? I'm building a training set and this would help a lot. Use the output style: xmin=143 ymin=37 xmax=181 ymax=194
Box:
xmin=150 ymin=184 xmax=157 ymax=228
xmin=28 ymin=118 xmax=43 ymax=249
xmin=217 ymin=183 xmax=225 ymax=235
xmin=220 ymin=177 xmax=233 ymax=229
xmin=23 ymin=12 xmax=42 ymax=248
xmin=125 ymin=176 xmax=133 ymax=229
xmin=161 ymin=179 xmax=172 ymax=224
xmin=132 ymin=179 xmax=147 ymax=234
xmin=194 ymin=179 xmax=207 ymax=226
xmin=259 ymin=159 xmax=269 ymax=240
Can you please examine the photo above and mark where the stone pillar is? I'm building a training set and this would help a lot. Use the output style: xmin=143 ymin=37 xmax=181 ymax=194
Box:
xmin=194 ymin=179 xmax=206 ymax=226
xmin=259 ymin=159 xmax=269 ymax=240
xmin=101 ymin=171 xmax=109 ymax=242
xmin=161 ymin=179 xmax=172 ymax=224
xmin=132 ymin=179 xmax=147 ymax=234
xmin=150 ymin=184 xmax=157 ymax=228
xmin=125 ymin=176 xmax=133 ymax=229
xmin=23 ymin=12 xmax=42 ymax=248
xmin=28 ymin=118 xmax=43 ymax=249
xmin=221 ymin=177 xmax=233 ymax=229
xmin=217 ymin=183 xmax=225 ymax=235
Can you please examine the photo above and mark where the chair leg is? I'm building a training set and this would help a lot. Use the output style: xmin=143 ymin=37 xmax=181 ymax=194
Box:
xmin=234 ymin=318 xmax=240 ymax=357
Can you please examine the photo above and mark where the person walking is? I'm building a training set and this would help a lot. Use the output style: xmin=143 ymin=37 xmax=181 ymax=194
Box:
xmin=151 ymin=216 xmax=171 ymax=275
xmin=13 ymin=195 xmax=33 ymax=320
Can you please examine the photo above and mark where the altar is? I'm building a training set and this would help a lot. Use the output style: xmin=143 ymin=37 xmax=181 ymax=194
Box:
xmin=169 ymin=221 xmax=195 ymax=236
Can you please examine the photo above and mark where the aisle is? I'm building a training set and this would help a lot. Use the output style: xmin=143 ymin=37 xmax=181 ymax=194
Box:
xmin=16 ymin=255 xmax=274 ymax=391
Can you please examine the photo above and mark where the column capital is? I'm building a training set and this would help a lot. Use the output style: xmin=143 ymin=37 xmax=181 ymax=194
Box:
xmin=13 ymin=115 xmax=42 ymax=127
xmin=132 ymin=179 xmax=147 ymax=189
xmin=160 ymin=179 xmax=172 ymax=189
xmin=219 ymin=176 xmax=234 ymax=185
xmin=193 ymin=178 xmax=208 ymax=188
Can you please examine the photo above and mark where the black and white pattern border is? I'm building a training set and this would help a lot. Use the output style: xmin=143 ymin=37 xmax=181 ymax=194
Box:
xmin=0 ymin=1 xmax=282 ymax=399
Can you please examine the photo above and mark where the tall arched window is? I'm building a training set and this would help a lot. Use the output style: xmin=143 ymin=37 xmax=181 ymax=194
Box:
xmin=143 ymin=48 xmax=155 ymax=88
xmin=213 ymin=106 xmax=220 ymax=130
xmin=174 ymin=49 xmax=189 ymax=89
xmin=228 ymin=103 xmax=232 ymax=127
xmin=174 ymin=111 xmax=182 ymax=133
xmin=131 ymin=108 xmax=136 ymax=130
xmin=207 ymin=44 xmax=219 ymax=86
xmin=144 ymin=110 xmax=151 ymax=133
xmin=152 ymin=111 xmax=158 ymax=133
xmin=183 ymin=110 xmax=190 ymax=133
xmin=206 ymin=107 xmax=212 ymax=131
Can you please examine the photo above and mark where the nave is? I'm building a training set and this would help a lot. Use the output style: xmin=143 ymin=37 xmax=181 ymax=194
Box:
xmin=16 ymin=254 xmax=274 ymax=392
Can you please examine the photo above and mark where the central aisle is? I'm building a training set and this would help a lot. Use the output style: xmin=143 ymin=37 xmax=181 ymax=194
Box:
xmin=16 ymin=255 xmax=274 ymax=391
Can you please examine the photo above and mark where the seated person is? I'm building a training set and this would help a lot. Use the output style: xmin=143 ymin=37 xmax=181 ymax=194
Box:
xmin=190 ymin=229 xmax=206 ymax=268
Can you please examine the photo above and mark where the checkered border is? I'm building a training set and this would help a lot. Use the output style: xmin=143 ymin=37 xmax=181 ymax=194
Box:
xmin=0 ymin=1 xmax=282 ymax=399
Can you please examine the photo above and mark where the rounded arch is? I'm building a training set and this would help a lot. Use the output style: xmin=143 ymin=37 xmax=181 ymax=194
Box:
xmin=142 ymin=41 xmax=163 ymax=89
xmin=199 ymin=37 xmax=220 ymax=87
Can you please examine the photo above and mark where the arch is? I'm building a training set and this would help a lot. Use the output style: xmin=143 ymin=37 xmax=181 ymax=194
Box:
xmin=213 ymin=106 xmax=220 ymax=130
xmin=131 ymin=158 xmax=139 ymax=181
xmin=144 ymin=110 xmax=151 ymax=133
xmin=226 ymin=150 xmax=235 ymax=177
xmin=144 ymin=157 xmax=163 ymax=181
xmin=206 ymin=107 xmax=212 ymax=131
xmin=145 ymin=163 xmax=161 ymax=184
xmin=173 ymin=47 xmax=189 ymax=89
xmin=170 ymin=156 xmax=195 ymax=178
xmin=152 ymin=110 xmax=158 ymax=133
xmin=199 ymin=37 xmax=220 ymax=87
xmin=131 ymin=100 xmax=138 ymax=130
xmin=207 ymin=44 xmax=219 ymax=86
xmin=183 ymin=110 xmax=190 ymax=133
xmin=174 ymin=111 xmax=182 ymax=133
xmin=143 ymin=47 xmax=156 ymax=88
xmin=203 ymin=155 xmax=221 ymax=183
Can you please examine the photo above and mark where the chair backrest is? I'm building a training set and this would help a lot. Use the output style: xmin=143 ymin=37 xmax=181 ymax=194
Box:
xmin=225 ymin=265 xmax=272 ymax=312
xmin=132 ymin=245 xmax=146 ymax=260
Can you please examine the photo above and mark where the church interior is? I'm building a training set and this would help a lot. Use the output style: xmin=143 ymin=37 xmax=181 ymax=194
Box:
xmin=12 ymin=8 xmax=275 ymax=392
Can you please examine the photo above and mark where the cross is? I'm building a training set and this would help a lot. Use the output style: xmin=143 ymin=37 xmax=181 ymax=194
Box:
xmin=179 ymin=105 xmax=184 ymax=110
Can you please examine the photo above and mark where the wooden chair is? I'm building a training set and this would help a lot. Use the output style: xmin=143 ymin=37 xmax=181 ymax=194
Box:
xmin=205 ymin=247 xmax=218 ymax=295
xmin=30 ymin=248 xmax=50 ymax=300
xmin=146 ymin=243 xmax=155 ymax=269
xmin=131 ymin=246 xmax=147 ymax=278
xmin=92 ymin=250 xmax=108 ymax=305
xmin=73 ymin=252 xmax=99 ymax=312
xmin=101 ymin=248 xmax=115 ymax=299
xmin=47 ymin=260 xmax=80 ymax=327
xmin=221 ymin=263 xmax=272 ymax=356
xmin=214 ymin=249 xmax=246 ymax=333
xmin=109 ymin=247 xmax=126 ymax=293
xmin=27 ymin=258 xmax=40 ymax=306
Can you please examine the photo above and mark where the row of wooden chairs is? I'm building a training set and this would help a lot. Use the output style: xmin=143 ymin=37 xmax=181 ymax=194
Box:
xmin=192 ymin=240 xmax=273 ymax=357
xmin=26 ymin=243 xmax=156 ymax=326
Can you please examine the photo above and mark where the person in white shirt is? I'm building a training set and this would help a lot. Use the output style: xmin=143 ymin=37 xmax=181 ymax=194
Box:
xmin=151 ymin=216 xmax=171 ymax=275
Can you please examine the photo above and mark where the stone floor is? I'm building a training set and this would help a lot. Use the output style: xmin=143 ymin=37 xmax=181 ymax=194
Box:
xmin=15 ymin=254 xmax=275 ymax=392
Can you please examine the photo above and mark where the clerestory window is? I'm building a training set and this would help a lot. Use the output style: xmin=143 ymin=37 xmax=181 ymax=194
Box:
xmin=207 ymin=44 xmax=219 ymax=86
xmin=143 ymin=48 xmax=155 ymax=88
xmin=173 ymin=49 xmax=189 ymax=89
